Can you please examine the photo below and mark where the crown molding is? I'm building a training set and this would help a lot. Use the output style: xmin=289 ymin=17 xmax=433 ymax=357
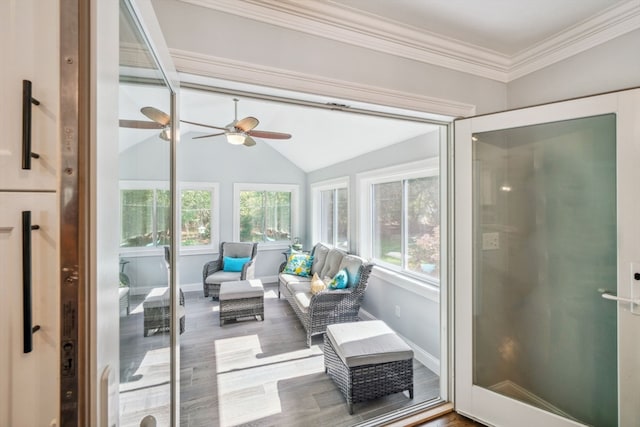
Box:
xmin=180 ymin=0 xmax=511 ymax=82
xmin=179 ymin=0 xmax=640 ymax=83
xmin=509 ymin=0 xmax=640 ymax=80
xmin=169 ymin=49 xmax=476 ymax=118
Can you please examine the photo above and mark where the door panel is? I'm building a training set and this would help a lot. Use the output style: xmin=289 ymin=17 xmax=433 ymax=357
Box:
xmin=0 ymin=0 xmax=59 ymax=191
xmin=0 ymin=193 xmax=59 ymax=426
xmin=455 ymin=89 xmax=640 ymax=427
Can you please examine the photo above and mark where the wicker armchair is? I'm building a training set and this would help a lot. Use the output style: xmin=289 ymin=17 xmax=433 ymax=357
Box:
xmin=202 ymin=241 xmax=258 ymax=299
xmin=279 ymin=251 xmax=373 ymax=346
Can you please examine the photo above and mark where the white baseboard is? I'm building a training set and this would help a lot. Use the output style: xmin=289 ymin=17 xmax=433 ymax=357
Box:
xmin=359 ymin=308 xmax=440 ymax=375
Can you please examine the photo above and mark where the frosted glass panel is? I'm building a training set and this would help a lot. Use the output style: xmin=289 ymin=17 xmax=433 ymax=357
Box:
xmin=472 ymin=114 xmax=617 ymax=426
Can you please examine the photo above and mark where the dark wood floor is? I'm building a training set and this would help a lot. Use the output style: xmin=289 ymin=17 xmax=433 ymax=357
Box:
xmin=119 ymin=283 xmax=441 ymax=426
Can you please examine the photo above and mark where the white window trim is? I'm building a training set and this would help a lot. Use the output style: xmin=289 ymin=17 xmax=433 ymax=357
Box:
xmin=357 ymin=158 xmax=439 ymax=282
xmin=310 ymin=176 xmax=349 ymax=247
xmin=233 ymin=183 xmax=300 ymax=250
xmin=119 ymin=180 xmax=170 ymax=256
xmin=179 ymin=182 xmax=220 ymax=255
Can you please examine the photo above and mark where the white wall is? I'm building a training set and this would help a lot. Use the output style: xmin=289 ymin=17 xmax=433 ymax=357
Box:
xmin=150 ymin=0 xmax=507 ymax=115
xmin=508 ymin=29 xmax=640 ymax=109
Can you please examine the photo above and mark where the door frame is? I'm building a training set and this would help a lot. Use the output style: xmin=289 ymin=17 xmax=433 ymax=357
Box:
xmin=453 ymin=88 xmax=640 ymax=426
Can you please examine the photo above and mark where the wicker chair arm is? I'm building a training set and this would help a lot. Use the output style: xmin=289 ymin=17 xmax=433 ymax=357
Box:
xmin=241 ymin=259 xmax=256 ymax=280
xmin=278 ymin=261 xmax=288 ymax=273
xmin=202 ymin=258 xmax=221 ymax=282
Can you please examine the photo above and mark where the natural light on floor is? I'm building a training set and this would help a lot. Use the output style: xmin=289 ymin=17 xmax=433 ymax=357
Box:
xmin=215 ymin=334 xmax=324 ymax=426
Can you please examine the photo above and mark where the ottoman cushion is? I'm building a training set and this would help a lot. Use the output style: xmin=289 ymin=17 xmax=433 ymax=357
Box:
xmin=142 ymin=287 xmax=170 ymax=308
xmin=326 ymin=320 xmax=413 ymax=368
xmin=219 ymin=279 xmax=264 ymax=300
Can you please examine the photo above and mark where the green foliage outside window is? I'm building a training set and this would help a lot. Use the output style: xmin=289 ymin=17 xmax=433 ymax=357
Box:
xmin=240 ymin=190 xmax=291 ymax=242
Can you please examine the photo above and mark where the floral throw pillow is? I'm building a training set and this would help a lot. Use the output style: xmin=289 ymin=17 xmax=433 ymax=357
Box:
xmin=283 ymin=253 xmax=314 ymax=277
xmin=328 ymin=268 xmax=349 ymax=289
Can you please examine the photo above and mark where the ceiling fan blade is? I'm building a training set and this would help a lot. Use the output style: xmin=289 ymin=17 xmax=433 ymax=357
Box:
xmin=141 ymin=106 xmax=170 ymax=126
xmin=180 ymin=119 xmax=228 ymax=131
xmin=246 ymin=130 xmax=292 ymax=139
xmin=243 ymin=135 xmax=257 ymax=147
xmin=192 ymin=132 xmax=225 ymax=140
xmin=236 ymin=116 xmax=259 ymax=132
xmin=119 ymin=119 xmax=165 ymax=129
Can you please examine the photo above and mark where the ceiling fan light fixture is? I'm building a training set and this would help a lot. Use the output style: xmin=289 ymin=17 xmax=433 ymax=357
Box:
xmin=159 ymin=128 xmax=171 ymax=141
xmin=226 ymin=132 xmax=246 ymax=145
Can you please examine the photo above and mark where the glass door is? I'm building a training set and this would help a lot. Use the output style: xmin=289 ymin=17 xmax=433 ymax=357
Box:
xmin=118 ymin=0 xmax=180 ymax=425
xmin=454 ymin=89 xmax=640 ymax=426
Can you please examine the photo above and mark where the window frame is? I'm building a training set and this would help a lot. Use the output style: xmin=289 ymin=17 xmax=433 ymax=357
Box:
xmin=310 ymin=176 xmax=350 ymax=250
xmin=233 ymin=183 xmax=300 ymax=249
xmin=179 ymin=182 xmax=220 ymax=254
xmin=357 ymin=158 xmax=439 ymax=284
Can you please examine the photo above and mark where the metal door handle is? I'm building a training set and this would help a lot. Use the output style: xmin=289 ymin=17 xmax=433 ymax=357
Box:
xmin=599 ymin=289 xmax=640 ymax=305
xmin=22 ymin=80 xmax=41 ymax=170
xmin=22 ymin=211 xmax=41 ymax=353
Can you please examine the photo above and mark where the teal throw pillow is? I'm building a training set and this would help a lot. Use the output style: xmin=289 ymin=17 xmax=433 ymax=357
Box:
xmin=283 ymin=253 xmax=314 ymax=277
xmin=328 ymin=269 xmax=349 ymax=289
xmin=223 ymin=256 xmax=251 ymax=272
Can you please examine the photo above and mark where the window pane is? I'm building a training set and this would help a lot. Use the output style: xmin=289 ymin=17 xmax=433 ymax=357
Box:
xmin=156 ymin=190 xmax=171 ymax=246
xmin=120 ymin=189 xmax=154 ymax=247
xmin=264 ymin=191 xmax=291 ymax=241
xmin=240 ymin=191 xmax=265 ymax=242
xmin=239 ymin=190 xmax=292 ymax=242
xmin=407 ymin=176 xmax=440 ymax=278
xmin=320 ymin=189 xmax=334 ymax=244
xmin=181 ymin=190 xmax=211 ymax=246
xmin=373 ymin=181 xmax=402 ymax=266
xmin=336 ymin=188 xmax=348 ymax=250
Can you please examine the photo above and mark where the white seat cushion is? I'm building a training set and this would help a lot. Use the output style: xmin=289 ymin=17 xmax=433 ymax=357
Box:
xmin=326 ymin=320 xmax=413 ymax=368
xmin=142 ymin=287 xmax=170 ymax=309
xmin=288 ymin=282 xmax=313 ymax=313
xmin=219 ymin=279 xmax=264 ymax=300
xmin=205 ymin=270 xmax=241 ymax=285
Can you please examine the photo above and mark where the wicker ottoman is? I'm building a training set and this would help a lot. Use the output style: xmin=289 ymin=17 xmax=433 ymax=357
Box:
xmin=142 ymin=287 xmax=186 ymax=337
xmin=219 ymin=279 xmax=264 ymax=325
xmin=324 ymin=320 xmax=414 ymax=414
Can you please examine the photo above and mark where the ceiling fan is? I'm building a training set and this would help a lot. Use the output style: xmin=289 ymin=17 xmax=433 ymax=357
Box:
xmin=119 ymin=106 xmax=171 ymax=140
xmin=181 ymin=98 xmax=292 ymax=147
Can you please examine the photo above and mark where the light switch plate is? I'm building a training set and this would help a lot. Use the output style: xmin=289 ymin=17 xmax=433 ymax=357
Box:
xmin=482 ymin=232 xmax=499 ymax=250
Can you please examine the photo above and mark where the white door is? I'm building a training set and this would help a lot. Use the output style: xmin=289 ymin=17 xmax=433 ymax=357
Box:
xmin=0 ymin=193 xmax=59 ymax=426
xmin=455 ymin=89 xmax=640 ymax=427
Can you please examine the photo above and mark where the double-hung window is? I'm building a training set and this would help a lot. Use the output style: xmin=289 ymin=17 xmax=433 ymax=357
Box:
xmin=120 ymin=181 xmax=170 ymax=249
xmin=233 ymin=183 xmax=299 ymax=245
xmin=359 ymin=159 xmax=440 ymax=281
xmin=120 ymin=181 xmax=219 ymax=252
xmin=311 ymin=177 xmax=349 ymax=250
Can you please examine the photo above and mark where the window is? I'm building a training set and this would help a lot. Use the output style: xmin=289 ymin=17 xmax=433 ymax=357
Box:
xmin=120 ymin=183 xmax=170 ymax=249
xmin=359 ymin=159 xmax=440 ymax=281
xmin=311 ymin=177 xmax=349 ymax=250
xmin=234 ymin=183 xmax=299 ymax=245
xmin=180 ymin=182 xmax=219 ymax=251
xmin=120 ymin=181 xmax=219 ymax=251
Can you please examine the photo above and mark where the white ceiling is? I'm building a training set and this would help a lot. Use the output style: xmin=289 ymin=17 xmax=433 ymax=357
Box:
xmin=330 ymin=0 xmax=627 ymax=56
xmin=181 ymin=0 xmax=640 ymax=81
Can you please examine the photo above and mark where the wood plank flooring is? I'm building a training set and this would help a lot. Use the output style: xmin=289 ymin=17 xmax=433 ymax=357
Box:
xmin=119 ymin=283 xmax=441 ymax=426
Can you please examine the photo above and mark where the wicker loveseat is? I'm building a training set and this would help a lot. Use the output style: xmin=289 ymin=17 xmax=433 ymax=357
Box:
xmin=278 ymin=243 xmax=374 ymax=346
